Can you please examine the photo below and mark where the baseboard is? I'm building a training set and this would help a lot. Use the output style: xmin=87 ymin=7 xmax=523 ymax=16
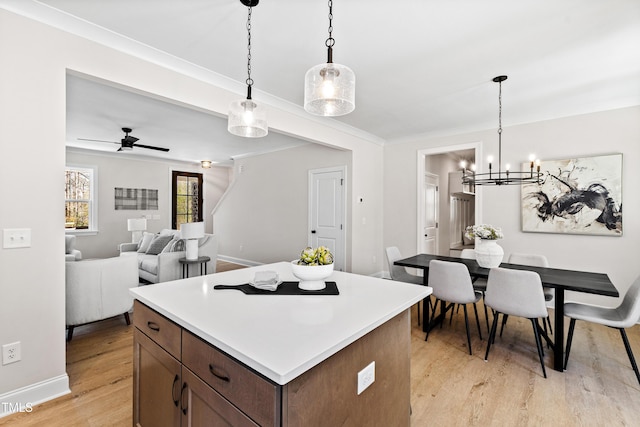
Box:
xmin=217 ymin=254 xmax=263 ymax=267
xmin=0 ymin=374 xmax=70 ymax=418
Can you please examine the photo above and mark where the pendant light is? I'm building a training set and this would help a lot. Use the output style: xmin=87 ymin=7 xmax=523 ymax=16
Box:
xmin=228 ymin=0 xmax=268 ymax=138
xmin=462 ymin=75 xmax=542 ymax=186
xmin=304 ymin=0 xmax=355 ymax=116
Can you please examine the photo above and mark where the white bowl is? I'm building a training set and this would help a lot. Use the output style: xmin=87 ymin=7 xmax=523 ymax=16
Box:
xmin=291 ymin=260 xmax=334 ymax=291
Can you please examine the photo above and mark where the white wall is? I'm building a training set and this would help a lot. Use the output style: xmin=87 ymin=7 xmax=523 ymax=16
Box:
xmin=0 ymin=8 xmax=384 ymax=409
xmin=214 ymin=144 xmax=352 ymax=267
xmin=384 ymin=106 xmax=640 ymax=302
xmin=66 ymin=149 xmax=231 ymax=259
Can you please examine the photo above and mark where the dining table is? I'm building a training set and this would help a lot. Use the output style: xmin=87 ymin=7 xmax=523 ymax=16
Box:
xmin=395 ymin=253 xmax=619 ymax=372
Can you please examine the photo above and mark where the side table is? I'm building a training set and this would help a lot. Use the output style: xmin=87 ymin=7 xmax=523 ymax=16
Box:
xmin=178 ymin=256 xmax=211 ymax=278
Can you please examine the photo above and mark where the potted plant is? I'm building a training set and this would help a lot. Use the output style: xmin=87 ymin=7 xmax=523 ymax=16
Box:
xmin=291 ymin=246 xmax=334 ymax=290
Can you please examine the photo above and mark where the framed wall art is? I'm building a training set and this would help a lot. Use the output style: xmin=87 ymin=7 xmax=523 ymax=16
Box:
xmin=521 ymin=153 xmax=622 ymax=236
xmin=114 ymin=187 xmax=159 ymax=210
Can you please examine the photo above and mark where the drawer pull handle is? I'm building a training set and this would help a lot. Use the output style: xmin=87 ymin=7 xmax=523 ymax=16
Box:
xmin=147 ymin=321 xmax=160 ymax=332
xmin=171 ymin=375 xmax=180 ymax=407
xmin=180 ymin=383 xmax=188 ymax=415
xmin=208 ymin=364 xmax=230 ymax=382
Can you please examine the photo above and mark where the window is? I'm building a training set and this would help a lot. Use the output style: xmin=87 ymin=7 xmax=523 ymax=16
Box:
xmin=65 ymin=165 xmax=97 ymax=231
xmin=172 ymin=171 xmax=203 ymax=229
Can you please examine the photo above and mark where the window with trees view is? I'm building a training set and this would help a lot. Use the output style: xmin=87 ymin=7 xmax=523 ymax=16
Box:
xmin=172 ymin=171 xmax=203 ymax=230
xmin=65 ymin=166 xmax=96 ymax=230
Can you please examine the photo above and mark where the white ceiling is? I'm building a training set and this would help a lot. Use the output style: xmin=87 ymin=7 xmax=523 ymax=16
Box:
xmin=7 ymin=0 xmax=640 ymax=165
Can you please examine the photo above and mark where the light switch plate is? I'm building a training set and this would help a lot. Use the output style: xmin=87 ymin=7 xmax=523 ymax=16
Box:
xmin=3 ymin=229 xmax=31 ymax=249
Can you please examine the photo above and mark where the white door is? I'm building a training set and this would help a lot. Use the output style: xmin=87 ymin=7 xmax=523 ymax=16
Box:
xmin=309 ymin=167 xmax=345 ymax=271
xmin=423 ymin=173 xmax=439 ymax=254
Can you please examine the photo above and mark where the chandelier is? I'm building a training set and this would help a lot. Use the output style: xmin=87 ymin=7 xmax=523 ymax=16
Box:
xmin=462 ymin=75 xmax=542 ymax=186
xmin=228 ymin=0 xmax=268 ymax=138
xmin=304 ymin=0 xmax=355 ymax=116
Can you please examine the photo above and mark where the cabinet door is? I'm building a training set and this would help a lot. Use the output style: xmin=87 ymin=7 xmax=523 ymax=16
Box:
xmin=181 ymin=367 xmax=259 ymax=427
xmin=134 ymin=328 xmax=182 ymax=427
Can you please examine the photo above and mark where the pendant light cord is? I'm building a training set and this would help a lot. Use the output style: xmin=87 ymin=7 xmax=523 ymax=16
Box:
xmin=246 ymin=6 xmax=254 ymax=99
xmin=498 ymin=78 xmax=502 ymax=173
xmin=325 ymin=0 xmax=335 ymax=63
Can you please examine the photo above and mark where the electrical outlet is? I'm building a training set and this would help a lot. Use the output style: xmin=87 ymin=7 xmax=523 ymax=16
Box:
xmin=2 ymin=342 xmax=21 ymax=365
xmin=357 ymin=361 xmax=375 ymax=395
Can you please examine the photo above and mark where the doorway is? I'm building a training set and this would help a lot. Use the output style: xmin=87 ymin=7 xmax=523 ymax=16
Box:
xmin=417 ymin=143 xmax=481 ymax=256
xmin=422 ymin=173 xmax=439 ymax=254
xmin=308 ymin=166 xmax=346 ymax=271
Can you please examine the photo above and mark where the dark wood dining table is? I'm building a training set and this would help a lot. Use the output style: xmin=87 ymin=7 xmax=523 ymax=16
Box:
xmin=395 ymin=253 xmax=619 ymax=372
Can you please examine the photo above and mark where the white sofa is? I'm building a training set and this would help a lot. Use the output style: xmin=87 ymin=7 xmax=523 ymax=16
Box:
xmin=119 ymin=228 xmax=218 ymax=283
xmin=65 ymin=255 xmax=138 ymax=341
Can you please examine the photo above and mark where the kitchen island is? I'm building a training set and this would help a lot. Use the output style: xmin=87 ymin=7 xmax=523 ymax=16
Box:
xmin=130 ymin=261 xmax=431 ymax=426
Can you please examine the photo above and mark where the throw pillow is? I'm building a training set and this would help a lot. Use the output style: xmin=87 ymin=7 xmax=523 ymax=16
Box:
xmin=137 ymin=232 xmax=155 ymax=253
xmin=172 ymin=239 xmax=185 ymax=252
xmin=161 ymin=236 xmax=179 ymax=254
xmin=145 ymin=235 xmax=174 ymax=255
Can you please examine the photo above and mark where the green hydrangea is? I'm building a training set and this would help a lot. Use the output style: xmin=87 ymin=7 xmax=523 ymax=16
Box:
xmin=297 ymin=246 xmax=334 ymax=265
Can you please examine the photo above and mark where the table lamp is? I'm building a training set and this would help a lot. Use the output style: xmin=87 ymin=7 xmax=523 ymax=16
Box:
xmin=127 ymin=218 xmax=147 ymax=243
xmin=181 ymin=222 xmax=204 ymax=260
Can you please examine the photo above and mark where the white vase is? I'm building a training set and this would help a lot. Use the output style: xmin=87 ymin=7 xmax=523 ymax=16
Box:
xmin=291 ymin=261 xmax=334 ymax=291
xmin=474 ymin=239 xmax=504 ymax=268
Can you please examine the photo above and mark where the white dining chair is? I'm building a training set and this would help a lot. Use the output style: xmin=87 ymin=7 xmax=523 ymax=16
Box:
xmin=564 ymin=275 xmax=640 ymax=385
xmin=505 ymin=253 xmax=554 ymax=336
xmin=484 ymin=267 xmax=550 ymax=378
xmin=427 ymin=260 xmax=484 ymax=355
xmin=386 ymin=246 xmax=427 ymax=325
xmin=460 ymin=249 xmax=491 ymax=332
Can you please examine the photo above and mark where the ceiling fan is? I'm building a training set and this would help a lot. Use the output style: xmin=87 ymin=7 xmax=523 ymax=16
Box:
xmin=78 ymin=127 xmax=170 ymax=152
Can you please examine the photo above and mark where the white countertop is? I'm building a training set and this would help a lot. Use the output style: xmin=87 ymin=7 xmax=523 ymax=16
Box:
xmin=130 ymin=262 xmax=431 ymax=385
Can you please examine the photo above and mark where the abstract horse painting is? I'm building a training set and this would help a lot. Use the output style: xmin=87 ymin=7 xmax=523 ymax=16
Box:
xmin=521 ymin=154 xmax=622 ymax=236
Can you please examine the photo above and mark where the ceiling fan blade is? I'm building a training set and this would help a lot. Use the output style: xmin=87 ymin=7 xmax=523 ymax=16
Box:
xmin=78 ymin=138 xmax=119 ymax=144
xmin=133 ymin=143 xmax=170 ymax=152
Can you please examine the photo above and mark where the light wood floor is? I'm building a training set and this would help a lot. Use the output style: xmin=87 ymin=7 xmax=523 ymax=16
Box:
xmin=2 ymin=264 xmax=639 ymax=426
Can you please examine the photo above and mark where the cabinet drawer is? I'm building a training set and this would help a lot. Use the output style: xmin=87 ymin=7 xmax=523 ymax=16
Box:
xmin=182 ymin=330 xmax=279 ymax=426
xmin=182 ymin=367 xmax=259 ymax=427
xmin=134 ymin=300 xmax=181 ymax=360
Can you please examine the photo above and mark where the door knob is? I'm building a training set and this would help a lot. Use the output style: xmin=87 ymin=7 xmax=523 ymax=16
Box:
xmin=311 ymin=230 xmax=316 ymax=234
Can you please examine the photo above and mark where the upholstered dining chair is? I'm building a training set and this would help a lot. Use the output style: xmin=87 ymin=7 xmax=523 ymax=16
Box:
xmin=461 ymin=249 xmax=490 ymax=332
xmin=484 ymin=267 xmax=550 ymax=378
xmin=504 ymin=253 xmax=554 ymax=336
xmin=427 ymin=260 xmax=484 ymax=355
xmin=386 ymin=246 xmax=427 ymax=325
xmin=564 ymin=275 xmax=640 ymax=385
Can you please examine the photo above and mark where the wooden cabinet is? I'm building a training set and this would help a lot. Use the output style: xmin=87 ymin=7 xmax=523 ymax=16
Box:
xmin=133 ymin=301 xmax=273 ymax=426
xmin=180 ymin=367 xmax=258 ymax=427
xmin=182 ymin=330 xmax=279 ymax=426
xmin=133 ymin=300 xmax=411 ymax=427
xmin=133 ymin=328 xmax=181 ymax=427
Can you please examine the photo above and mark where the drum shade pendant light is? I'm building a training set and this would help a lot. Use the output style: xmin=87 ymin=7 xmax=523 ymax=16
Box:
xmin=228 ymin=0 xmax=268 ymax=138
xmin=304 ymin=0 xmax=355 ymax=116
xmin=462 ymin=75 xmax=542 ymax=186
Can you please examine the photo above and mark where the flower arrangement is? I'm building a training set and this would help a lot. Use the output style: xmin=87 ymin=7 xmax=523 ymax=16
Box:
xmin=296 ymin=246 xmax=334 ymax=266
xmin=465 ymin=224 xmax=504 ymax=240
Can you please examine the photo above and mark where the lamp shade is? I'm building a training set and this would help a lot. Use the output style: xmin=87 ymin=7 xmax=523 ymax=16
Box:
xmin=180 ymin=222 xmax=205 ymax=240
xmin=228 ymin=99 xmax=268 ymax=138
xmin=304 ymin=62 xmax=355 ymax=116
xmin=127 ymin=218 xmax=147 ymax=232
